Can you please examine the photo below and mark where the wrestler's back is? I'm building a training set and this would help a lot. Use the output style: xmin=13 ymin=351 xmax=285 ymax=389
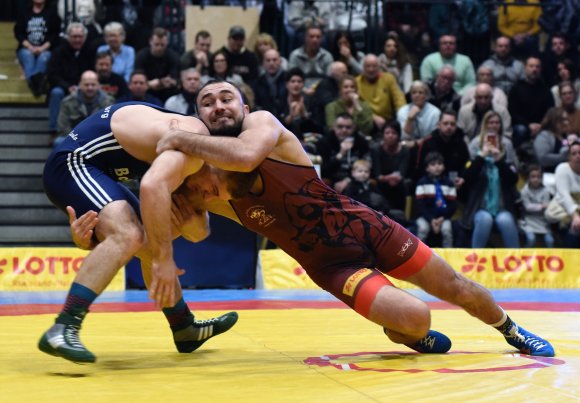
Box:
xmin=111 ymin=104 xmax=208 ymax=163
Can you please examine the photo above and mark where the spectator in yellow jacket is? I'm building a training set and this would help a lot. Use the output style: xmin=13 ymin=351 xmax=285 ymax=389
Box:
xmin=497 ymin=0 xmax=542 ymax=59
xmin=356 ymin=54 xmax=406 ymax=131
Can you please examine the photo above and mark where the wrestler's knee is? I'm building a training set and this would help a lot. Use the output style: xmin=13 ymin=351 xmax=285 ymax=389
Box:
xmin=369 ymin=287 xmax=431 ymax=339
xmin=395 ymin=301 xmax=430 ymax=339
xmin=95 ymin=220 xmax=144 ymax=257
xmin=96 ymin=201 xmax=145 ymax=252
xmin=117 ymin=224 xmax=145 ymax=252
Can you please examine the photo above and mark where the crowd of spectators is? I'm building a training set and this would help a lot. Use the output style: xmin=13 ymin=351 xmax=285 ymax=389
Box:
xmin=12 ymin=0 xmax=580 ymax=248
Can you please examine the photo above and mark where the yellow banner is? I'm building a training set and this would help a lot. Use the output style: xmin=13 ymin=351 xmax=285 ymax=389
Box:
xmin=260 ymin=248 xmax=580 ymax=289
xmin=0 ymin=248 xmax=125 ymax=291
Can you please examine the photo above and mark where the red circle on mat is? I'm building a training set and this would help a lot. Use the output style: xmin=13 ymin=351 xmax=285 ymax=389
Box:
xmin=304 ymin=351 xmax=565 ymax=373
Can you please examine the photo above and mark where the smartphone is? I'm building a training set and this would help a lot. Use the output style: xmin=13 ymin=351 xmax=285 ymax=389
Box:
xmin=486 ymin=132 xmax=498 ymax=147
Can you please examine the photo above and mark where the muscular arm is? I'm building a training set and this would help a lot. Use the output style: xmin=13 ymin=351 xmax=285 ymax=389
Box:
xmin=140 ymin=150 xmax=204 ymax=307
xmin=158 ymin=111 xmax=281 ymax=172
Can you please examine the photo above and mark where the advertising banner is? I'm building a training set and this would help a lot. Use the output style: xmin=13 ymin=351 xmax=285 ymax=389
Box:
xmin=0 ymin=248 xmax=125 ymax=291
xmin=260 ymin=248 xmax=580 ymax=289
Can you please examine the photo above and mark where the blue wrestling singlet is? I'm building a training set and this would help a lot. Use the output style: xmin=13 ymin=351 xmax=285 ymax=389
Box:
xmin=43 ymin=102 xmax=180 ymax=216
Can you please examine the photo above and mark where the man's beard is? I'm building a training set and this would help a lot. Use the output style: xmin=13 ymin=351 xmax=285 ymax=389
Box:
xmin=210 ymin=118 xmax=244 ymax=137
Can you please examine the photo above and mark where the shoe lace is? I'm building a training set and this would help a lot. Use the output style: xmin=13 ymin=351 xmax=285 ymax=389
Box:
xmin=506 ymin=327 xmax=547 ymax=351
xmin=522 ymin=335 xmax=547 ymax=350
xmin=194 ymin=317 xmax=220 ymax=326
xmin=64 ymin=325 xmax=85 ymax=349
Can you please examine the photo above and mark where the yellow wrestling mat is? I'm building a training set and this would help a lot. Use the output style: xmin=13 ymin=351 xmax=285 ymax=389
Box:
xmin=1 ymin=309 xmax=578 ymax=402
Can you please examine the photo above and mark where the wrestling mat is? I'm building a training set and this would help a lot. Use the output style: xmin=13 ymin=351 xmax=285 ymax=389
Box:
xmin=0 ymin=289 xmax=578 ymax=402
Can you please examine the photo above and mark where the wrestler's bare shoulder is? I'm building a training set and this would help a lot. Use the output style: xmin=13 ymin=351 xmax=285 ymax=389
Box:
xmin=244 ymin=111 xmax=313 ymax=167
xmin=110 ymin=105 xmax=208 ymax=162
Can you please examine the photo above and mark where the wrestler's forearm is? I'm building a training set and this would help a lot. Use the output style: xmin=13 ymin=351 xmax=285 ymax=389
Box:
xmin=140 ymin=180 xmax=174 ymax=262
xmin=173 ymin=131 xmax=259 ymax=172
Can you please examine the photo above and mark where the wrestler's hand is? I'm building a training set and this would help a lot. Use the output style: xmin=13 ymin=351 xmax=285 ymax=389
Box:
xmin=67 ymin=206 xmax=99 ymax=250
xmin=149 ymin=259 xmax=185 ymax=309
xmin=156 ymin=119 xmax=183 ymax=154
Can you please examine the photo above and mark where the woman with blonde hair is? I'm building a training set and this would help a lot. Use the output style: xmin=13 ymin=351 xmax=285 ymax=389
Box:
xmin=461 ymin=110 xmax=521 ymax=248
xmin=468 ymin=110 xmax=518 ymax=166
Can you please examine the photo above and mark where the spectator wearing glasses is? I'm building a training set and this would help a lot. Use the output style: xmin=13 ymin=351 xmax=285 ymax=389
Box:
xmin=96 ymin=21 xmax=135 ymax=82
xmin=426 ymin=65 xmax=461 ymax=114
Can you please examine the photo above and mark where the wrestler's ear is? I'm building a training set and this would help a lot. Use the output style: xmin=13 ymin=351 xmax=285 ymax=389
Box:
xmin=243 ymin=104 xmax=250 ymax=114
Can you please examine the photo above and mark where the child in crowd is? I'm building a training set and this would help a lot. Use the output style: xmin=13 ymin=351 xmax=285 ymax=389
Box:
xmin=343 ymin=159 xmax=388 ymax=214
xmin=519 ymin=165 xmax=555 ymax=247
xmin=415 ymin=152 xmax=457 ymax=247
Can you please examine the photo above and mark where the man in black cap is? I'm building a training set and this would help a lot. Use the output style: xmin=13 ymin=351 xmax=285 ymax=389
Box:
xmin=220 ymin=25 xmax=259 ymax=87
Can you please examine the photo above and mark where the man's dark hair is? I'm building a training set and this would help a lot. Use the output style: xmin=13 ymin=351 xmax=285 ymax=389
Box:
xmin=194 ymin=79 xmax=246 ymax=137
xmin=439 ymin=109 xmax=457 ymax=120
xmin=95 ymin=50 xmax=113 ymax=62
xmin=129 ymin=69 xmax=147 ymax=81
xmin=380 ymin=120 xmax=401 ymax=139
xmin=151 ymin=27 xmax=168 ymax=39
xmin=194 ymin=79 xmax=243 ymax=108
xmin=285 ymin=67 xmax=305 ymax=82
xmin=195 ymin=30 xmax=211 ymax=42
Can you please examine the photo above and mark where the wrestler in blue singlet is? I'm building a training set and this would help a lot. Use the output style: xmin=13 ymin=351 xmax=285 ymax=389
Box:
xmin=43 ymin=102 xmax=180 ymax=216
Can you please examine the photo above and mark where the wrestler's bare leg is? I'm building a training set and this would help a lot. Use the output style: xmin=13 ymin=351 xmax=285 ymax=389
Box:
xmin=403 ymin=253 xmax=555 ymax=357
xmin=75 ymin=200 xmax=145 ymax=293
xmin=404 ymin=253 xmax=504 ymax=325
xmin=39 ymin=201 xmax=146 ymax=363
xmin=367 ymin=285 xmax=431 ymax=344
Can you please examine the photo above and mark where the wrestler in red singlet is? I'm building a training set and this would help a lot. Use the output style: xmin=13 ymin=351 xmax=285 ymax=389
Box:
xmin=229 ymin=158 xmax=432 ymax=317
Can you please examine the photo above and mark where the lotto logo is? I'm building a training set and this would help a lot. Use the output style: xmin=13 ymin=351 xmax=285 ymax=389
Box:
xmin=461 ymin=253 xmax=487 ymax=272
xmin=461 ymin=253 xmax=564 ymax=273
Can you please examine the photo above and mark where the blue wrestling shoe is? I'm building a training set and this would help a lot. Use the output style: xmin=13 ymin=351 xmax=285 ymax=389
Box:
xmin=405 ymin=330 xmax=452 ymax=354
xmin=503 ymin=324 xmax=554 ymax=357
xmin=173 ymin=311 xmax=238 ymax=353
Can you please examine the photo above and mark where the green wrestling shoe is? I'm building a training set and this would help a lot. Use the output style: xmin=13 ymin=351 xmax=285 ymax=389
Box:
xmin=38 ymin=322 xmax=96 ymax=363
xmin=173 ymin=311 xmax=239 ymax=353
